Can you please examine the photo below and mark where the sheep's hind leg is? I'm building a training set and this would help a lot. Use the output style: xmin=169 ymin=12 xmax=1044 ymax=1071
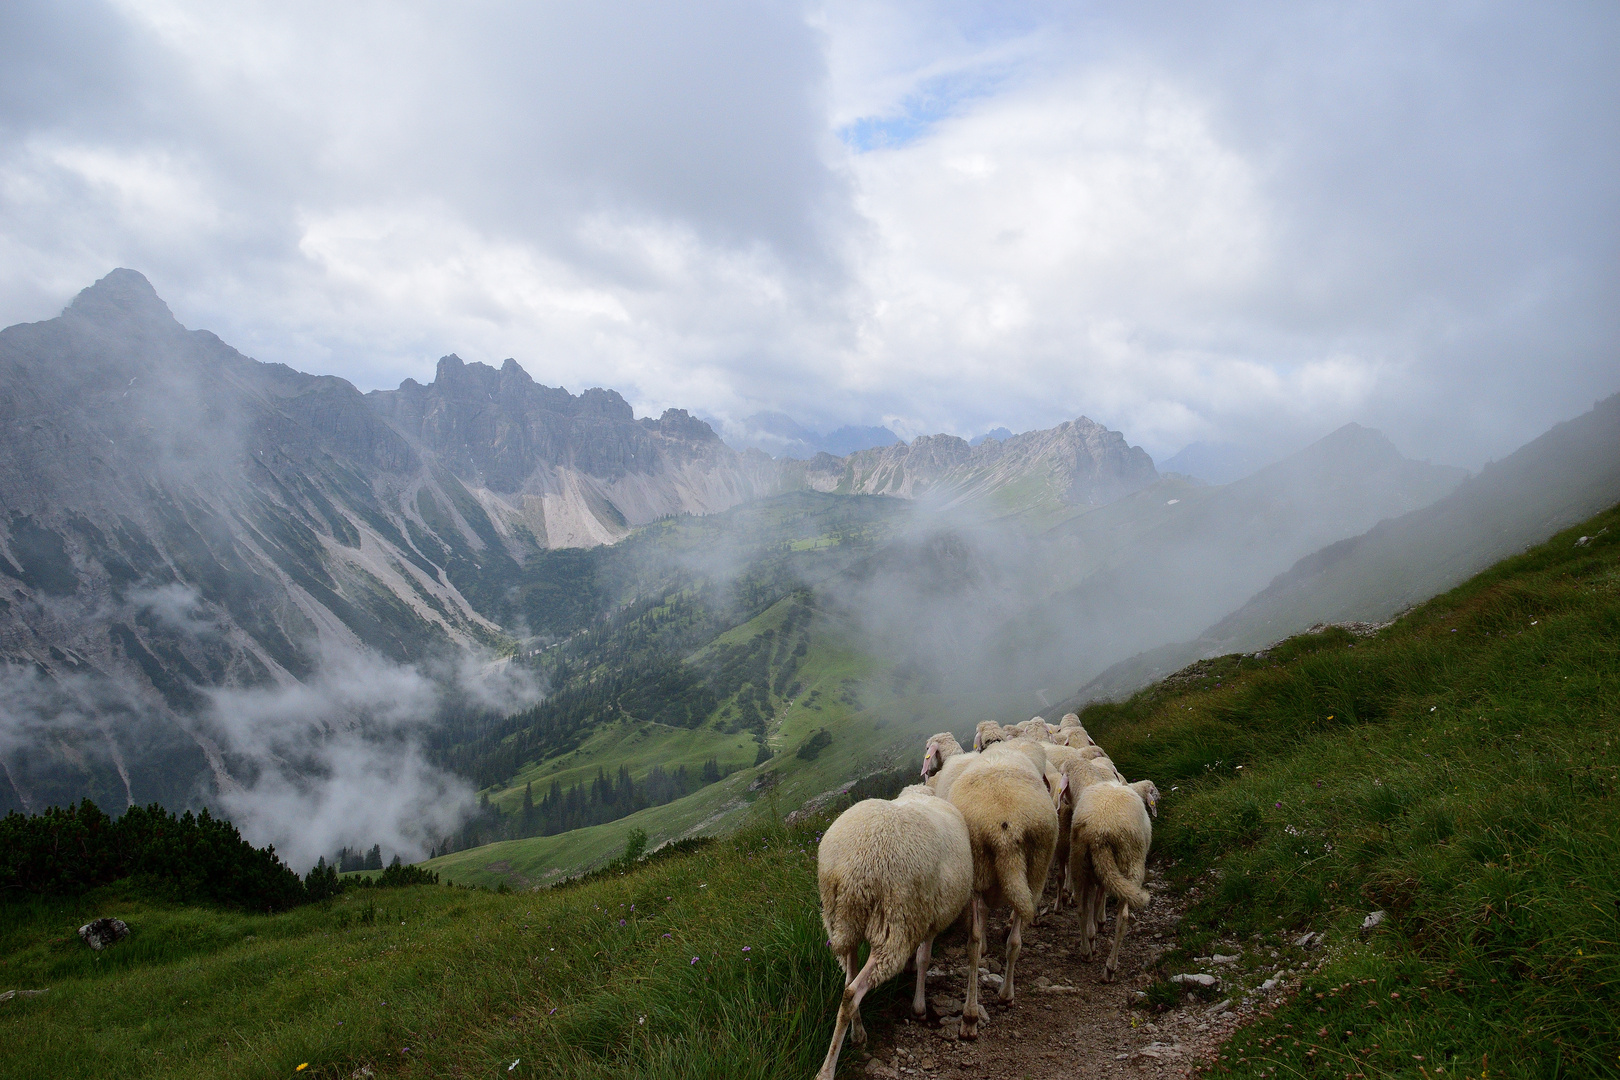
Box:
xmin=912 ymin=937 xmax=933 ymax=1017
xmin=1102 ymin=903 xmax=1131 ymax=983
xmin=999 ymin=912 xmax=1023 ymax=1003
xmin=841 ymin=950 xmax=867 ymax=1044
xmin=1075 ymin=857 xmax=1097 ymax=960
xmin=960 ymin=895 xmax=987 ymax=1040
xmin=816 ymin=952 xmax=881 ymax=1080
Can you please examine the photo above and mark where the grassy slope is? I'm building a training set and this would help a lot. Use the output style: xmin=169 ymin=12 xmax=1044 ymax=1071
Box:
xmin=6 ymin=504 xmax=1616 ymax=1079
xmin=429 ymin=598 xmax=1031 ymax=887
xmin=482 ymin=723 xmax=758 ymax=815
xmin=0 ymin=823 xmax=864 ymax=1080
xmin=1086 ymin=502 xmax=1620 ymax=1078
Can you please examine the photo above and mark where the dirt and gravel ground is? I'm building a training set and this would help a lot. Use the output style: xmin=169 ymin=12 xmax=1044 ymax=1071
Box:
xmin=845 ymin=865 xmax=1309 ymax=1080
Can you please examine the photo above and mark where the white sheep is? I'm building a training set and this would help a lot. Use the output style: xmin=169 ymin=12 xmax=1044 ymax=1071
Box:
xmin=929 ymin=750 xmax=981 ymax=800
xmin=816 ymin=784 xmax=974 ymax=1080
xmin=1069 ymin=780 xmax=1156 ymax=981
xmin=971 ymin=719 xmax=1049 ymax=776
xmin=1013 ymin=718 xmax=1052 ymax=742
xmin=921 ymin=731 xmax=965 ymax=781
xmin=1077 ymin=745 xmax=1124 ymax=781
xmin=945 ymin=743 xmax=1059 ymax=1038
xmin=1055 ymin=714 xmax=1094 ymax=747
xmin=1072 ymin=776 xmax=1156 ymax=929
xmin=1040 ymin=747 xmax=1114 ymax=911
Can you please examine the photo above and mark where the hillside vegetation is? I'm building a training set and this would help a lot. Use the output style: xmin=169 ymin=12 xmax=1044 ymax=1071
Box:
xmin=3 ymin=503 xmax=1615 ymax=1078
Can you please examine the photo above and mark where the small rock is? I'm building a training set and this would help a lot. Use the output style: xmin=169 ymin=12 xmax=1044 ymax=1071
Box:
xmin=938 ymin=1017 xmax=962 ymax=1040
xmin=1171 ymin=973 xmax=1219 ymax=988
xmin=926 ymin=967 xmax=946 ymax=979
xmin=1211 ymin=953 xmax=1241 ymax=964
xmin=918 ymin=1057 xmax=937 ymax=1070
xmin=1293 ymin=930 xmax=1325 ymax=948
xmin=979 ymin=973 xmax=1004 ymax=990
xmin=1361 ymin=910 xmax=1387 ymax=933
xmin=0 ymin=989 xmax=49 ymax=1002
xmin=985 ymin=959 xmax=1003 ymax=975
xmin=1207 ymin=998 xmax=1232 ymax=1015
xmin=864 ymin=1061 xmax=898 ymax=1079
xmin=928 ymin=995 xmax=963 ymax=1016
xmin=1260 ymin=978 xmax=1279 ymax=992
xmin=1034 ymin=975 xmax=1051 ymax=988
xmin=77 ymin=918 xmax=129 ymax=951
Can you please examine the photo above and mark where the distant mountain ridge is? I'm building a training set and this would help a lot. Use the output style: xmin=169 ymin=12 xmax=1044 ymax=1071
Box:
xmin=1069 ymin=391 xmax=1620 ymax=704
xmin=793 ymin=417 xmax=1161 ymax=521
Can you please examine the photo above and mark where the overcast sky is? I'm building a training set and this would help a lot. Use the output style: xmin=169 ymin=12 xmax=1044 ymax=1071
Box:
xmin=2 ymin=1 xmax=1616 ymax=466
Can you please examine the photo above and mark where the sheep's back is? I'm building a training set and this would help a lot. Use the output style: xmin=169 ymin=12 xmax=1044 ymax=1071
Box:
xmin=1073 ymin=782 xmax=1152 ymax=851
xmin=947 ymin=758 xmax=1059 ymax=895
xmin=818 ymin=797 xmax=973 ymax=945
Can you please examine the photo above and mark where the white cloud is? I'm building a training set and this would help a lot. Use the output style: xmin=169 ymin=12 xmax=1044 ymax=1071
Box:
xmin=204 ymin=647 xmax=542 ymax=870
xmin=1 ymin=0 xmax=1615 ymax=465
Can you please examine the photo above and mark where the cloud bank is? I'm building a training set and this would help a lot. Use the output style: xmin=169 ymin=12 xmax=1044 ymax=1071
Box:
xmin=1 ymin=0 xmax=1615 ymax=467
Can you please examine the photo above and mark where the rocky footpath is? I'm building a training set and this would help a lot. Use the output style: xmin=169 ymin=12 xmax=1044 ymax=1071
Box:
xmin=849 ymin=865 xmax=1328 ymax=1080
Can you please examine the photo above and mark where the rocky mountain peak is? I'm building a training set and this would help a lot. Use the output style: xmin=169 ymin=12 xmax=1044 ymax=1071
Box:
xmin=64 ymin=268 xmax=179 ymax=331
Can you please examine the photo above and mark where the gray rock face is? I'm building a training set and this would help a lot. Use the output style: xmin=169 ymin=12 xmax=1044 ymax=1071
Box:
xmin=367 ymin=356 xmax=728 ymax=492
xmin=797 ymin=417 xmax=1159 ymax=511
xmin=0 ymin=270 xmax=774 ymax=815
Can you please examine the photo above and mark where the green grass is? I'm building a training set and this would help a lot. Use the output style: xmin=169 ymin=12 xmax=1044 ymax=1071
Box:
xmin=0 ymin=820 xmax=886 ymax=1080
xmin=438 ymin=602 xmax=1034 ymax=887
xmin=482 ymin=722 xmax=757 ymax=814
xmin=1086 ymin=503 xmax=1620 ymax=1078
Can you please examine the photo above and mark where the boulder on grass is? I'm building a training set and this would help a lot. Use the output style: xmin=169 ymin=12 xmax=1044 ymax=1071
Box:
xmin=78 ymin=918 xmax=129 ymax=950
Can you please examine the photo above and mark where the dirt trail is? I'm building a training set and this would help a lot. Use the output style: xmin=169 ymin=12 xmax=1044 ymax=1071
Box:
xmin=849 ymin=866 xmax=1293 ymax=1080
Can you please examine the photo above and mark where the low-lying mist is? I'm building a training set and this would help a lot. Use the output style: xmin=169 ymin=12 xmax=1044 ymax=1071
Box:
xmin=203 ymin=647 xmax=543 ymax=871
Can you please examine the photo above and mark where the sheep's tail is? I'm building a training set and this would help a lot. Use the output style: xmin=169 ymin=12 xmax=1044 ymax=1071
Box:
xmin=1092 ymin=842 xmax=1149 ymax=909
xmin=994 ymin=838 xmax=1037 ymax=925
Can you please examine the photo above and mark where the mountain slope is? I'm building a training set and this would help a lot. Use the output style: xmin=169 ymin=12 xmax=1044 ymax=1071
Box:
xmin=0 ymin=271 xmax=775 ymax=814
xmin=1201 ymin=390 xmax=1620 ymax=649
xmin=1071 ymin=390 xmax=1620 ymax=702
xmin=368 ymin=356 xmax=779 ymax=549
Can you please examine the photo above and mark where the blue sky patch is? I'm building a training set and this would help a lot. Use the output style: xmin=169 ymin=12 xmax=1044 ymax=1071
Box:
xmin=838 ymin=67 xmax=1008 ymax=152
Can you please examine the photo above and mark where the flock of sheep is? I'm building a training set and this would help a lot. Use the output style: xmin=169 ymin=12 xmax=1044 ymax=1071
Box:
xmin=814 ymin=715 xmax=1161 ymax=1080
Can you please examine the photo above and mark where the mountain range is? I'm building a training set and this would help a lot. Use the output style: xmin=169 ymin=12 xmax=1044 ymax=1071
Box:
xmin=0 ymin=271 xmax=1167 ymax=813
xmin=6 ymin=268 xmax=1614 ymax=866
